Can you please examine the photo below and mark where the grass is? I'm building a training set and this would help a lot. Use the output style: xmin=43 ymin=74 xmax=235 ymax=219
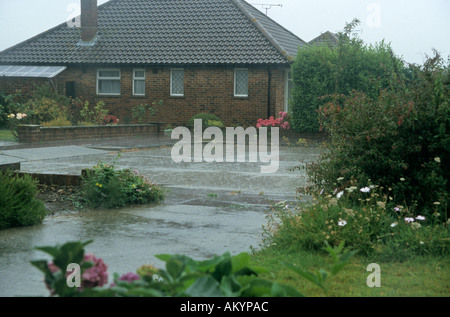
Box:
xmin=0 ymin=129 xmax=14 ymax=141
xmin=250 ymin=245 xmax=450 ymax=297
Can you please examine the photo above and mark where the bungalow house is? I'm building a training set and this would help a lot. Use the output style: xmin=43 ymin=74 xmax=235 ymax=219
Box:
xmin=308 ymin=31 xmax=339 ymax=47
xmin=0 ymin=0 xmax=306 ymax=127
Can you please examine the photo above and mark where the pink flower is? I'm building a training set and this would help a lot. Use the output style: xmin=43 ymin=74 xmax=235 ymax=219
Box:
xmin=110 ymin=272 xmax=140 ymax=287
xmin=119 ymin=272 xmax=141 ymax=283
xmin=47 ymin=262 xmax=60 ymax=274
xmin=81 ymin=254 xmax=108 ymax=288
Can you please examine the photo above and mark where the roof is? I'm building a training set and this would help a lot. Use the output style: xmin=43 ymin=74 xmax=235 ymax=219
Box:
xmin=308 ymin=31 xmax=339 ymax=47
xmin=0 ymin=65 xmax=66 ymax=78
xmin=0 ymin=0 xmax=306 ymax=66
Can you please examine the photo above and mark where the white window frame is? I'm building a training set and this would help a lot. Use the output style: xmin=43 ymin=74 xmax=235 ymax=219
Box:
xmin=170 ymin=68 xmax=184 ymax=97
xmin=284 ymin=69 xmax=293 ymax=112
xmin=97 ymin=69 xmax=121 ymax=96
xmin=133 ymin=68 xmax=146 ymax=96
xmin=234 ymin=68 xmax=248 ymax=97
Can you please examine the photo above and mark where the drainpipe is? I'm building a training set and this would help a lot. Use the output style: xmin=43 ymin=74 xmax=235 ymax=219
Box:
xmin=267 ymin=68 xmax=272 ymax=118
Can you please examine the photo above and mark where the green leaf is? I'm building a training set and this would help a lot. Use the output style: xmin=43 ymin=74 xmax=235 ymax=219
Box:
xmin=197 ymin=253 xmax=229 ymax=272
xmin=166 ymin=259 xmax=185 ymax=280
xmin=243 ymin=278 xmax=273 ymax=297
xmin=34 ymin=246 xmax=60 ymax=258
xmin=30 ymin=260 xmax=52 ymax=275
xmin=212 ymin=256 xmax=232 ymax=282
xmin=271 ymin=282 xmax=305 ymax=297
xmin=230 ymin=252 xmax=250 ymax=273
xmin=219 ymin=276 xmax=242 ymax=297
xmin=53 ymin=241 xmax=86 ymax=270
xmin=185 ymin=276 xmax=223 ymax=297
xmin=284 ymin=262 xmax=327 ymax=293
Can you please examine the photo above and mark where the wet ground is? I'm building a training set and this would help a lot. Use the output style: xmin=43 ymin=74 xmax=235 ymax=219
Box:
xmin=0 ymin=135 xmax=323 ymax=297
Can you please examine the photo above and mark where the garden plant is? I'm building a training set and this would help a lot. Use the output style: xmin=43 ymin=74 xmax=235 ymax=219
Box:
xmin=81 ymin=154 xmax=165 ymax=209
xmin=0 ymin=170 xmax=47 ymax=229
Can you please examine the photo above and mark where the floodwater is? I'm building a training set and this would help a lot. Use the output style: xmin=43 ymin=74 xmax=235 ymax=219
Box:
xmin=0 ymin=138 xmax=323 ymax=297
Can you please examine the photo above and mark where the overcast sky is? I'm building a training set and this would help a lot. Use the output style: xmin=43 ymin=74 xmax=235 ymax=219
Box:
xmin=0 ymin=0 xmax=449 ymax=65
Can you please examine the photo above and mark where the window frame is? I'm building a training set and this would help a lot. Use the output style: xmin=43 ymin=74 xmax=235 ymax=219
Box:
xmin=133 ymin=68 xmax=146 ymax=96
xmin=96 ymin=68 xmax=121 ymax=96
xmin=284 ymin=69 xmax=293 ymax=112
xmin=234 ymin=68 xmax=249 ymax=97
xmin=170 ymin=68 xmax=185 ymax=97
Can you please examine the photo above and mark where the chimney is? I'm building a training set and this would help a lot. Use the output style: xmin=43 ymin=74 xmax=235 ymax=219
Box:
xmin=80 ymin=0 xmax=98 ymax=42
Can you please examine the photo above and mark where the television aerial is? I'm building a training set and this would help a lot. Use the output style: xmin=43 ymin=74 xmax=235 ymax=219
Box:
xmin=251 ymin=3 xmax=282 ymax=15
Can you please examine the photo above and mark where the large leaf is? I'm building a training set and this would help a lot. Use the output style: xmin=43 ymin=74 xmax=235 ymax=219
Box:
xmin=166 ymin=259 xmax=185 ymax=280
xmin=212 ymin=256 xmax=232 ymax=282
xmin=185 ymin=276 xmax=223 ymax=297
xmin=270 ymin=282 xmax=305 ymax=297
xmin=219 ymin=276 xmax=242 ymax=297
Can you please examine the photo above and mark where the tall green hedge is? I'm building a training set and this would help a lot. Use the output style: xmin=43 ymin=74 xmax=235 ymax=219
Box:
xmin=291 ymin=19 xmax=405 ymax=132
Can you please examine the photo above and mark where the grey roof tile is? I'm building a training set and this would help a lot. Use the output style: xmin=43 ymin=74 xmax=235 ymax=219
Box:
xmin=0 ymin=0 xmax=305 ymax=66
xmin=308 ymin=31 xmax=339 ymax=47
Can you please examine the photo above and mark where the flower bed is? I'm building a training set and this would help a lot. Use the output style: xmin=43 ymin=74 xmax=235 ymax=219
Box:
xmin=17 ymin=123 xmax=165 ymax=143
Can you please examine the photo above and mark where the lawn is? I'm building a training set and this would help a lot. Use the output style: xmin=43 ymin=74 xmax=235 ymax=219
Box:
xmin=0 ymin=129 xmax=14 ymax=141
xmin=251 ymin=246 xmax=450 ymax=297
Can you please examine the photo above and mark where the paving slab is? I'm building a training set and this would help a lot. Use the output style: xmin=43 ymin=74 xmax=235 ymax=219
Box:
xmin=0 ymin=145 xmax=111 ymax=162
xmin=0 ymin=154 xmax=24 ymax=164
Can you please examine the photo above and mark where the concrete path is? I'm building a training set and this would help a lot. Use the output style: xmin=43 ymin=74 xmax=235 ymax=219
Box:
xmin=0 ymin=136 xmax=322 ymax=297
xmin=0 ymin=145 xmax=110 ymax=162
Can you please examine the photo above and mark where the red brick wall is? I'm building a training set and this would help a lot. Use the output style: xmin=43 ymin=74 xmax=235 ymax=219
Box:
xmin=0 ymin=65 xmax=289 ymax=128
xmin=17 ymin=123 xmax=164 ymax=143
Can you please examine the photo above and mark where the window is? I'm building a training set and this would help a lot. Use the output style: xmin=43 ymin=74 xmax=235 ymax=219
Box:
xmin=170 ymin=69 xmax=184 ymax=96
xmin=133 ymin=69 xmax=146 ymax=96
xmin=234 ymin=69 xmax=248 ymax=97
xmin=97 ymin=69 xmax=121 ymax=95
xmin=285 ymin=69 xmax=293 ymax=112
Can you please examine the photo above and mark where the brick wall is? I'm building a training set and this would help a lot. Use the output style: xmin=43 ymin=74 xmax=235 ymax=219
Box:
xmin=0 ymin=65 xmax=289 ymax=128
xmin=17 ymin=123 xmax=164 ymax=143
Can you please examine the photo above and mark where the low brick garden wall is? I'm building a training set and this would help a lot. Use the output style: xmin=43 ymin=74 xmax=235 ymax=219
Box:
xmin=17 ymin=123 xmax=165 ymax=143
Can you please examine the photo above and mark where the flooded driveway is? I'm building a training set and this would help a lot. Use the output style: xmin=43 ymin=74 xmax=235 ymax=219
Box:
xmin=0 ymin=137 xmax=322 ymax=296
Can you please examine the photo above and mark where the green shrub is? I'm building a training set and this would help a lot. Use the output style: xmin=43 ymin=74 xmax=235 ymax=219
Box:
xmin=67 ymin=98 xmax=86 ymax=126
xmin=42 ymin=116 xmax=72 ymax=127
xmin=0 ymin=171 xmax=47 ymax=229
xmin=131 ymin=100 xmax=162 ymax=124
xmin=24 ymin=97 xmax=67 ymax=124
xmin=308 ymin=53 xmax=449 ymax=220
xmin=81 ymin=155 xmax=165 ymax=209
xmin=79 ymin=100 xmax=109 ymax=125
xmin=188 ymin=113 xmax=225 ymax=128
